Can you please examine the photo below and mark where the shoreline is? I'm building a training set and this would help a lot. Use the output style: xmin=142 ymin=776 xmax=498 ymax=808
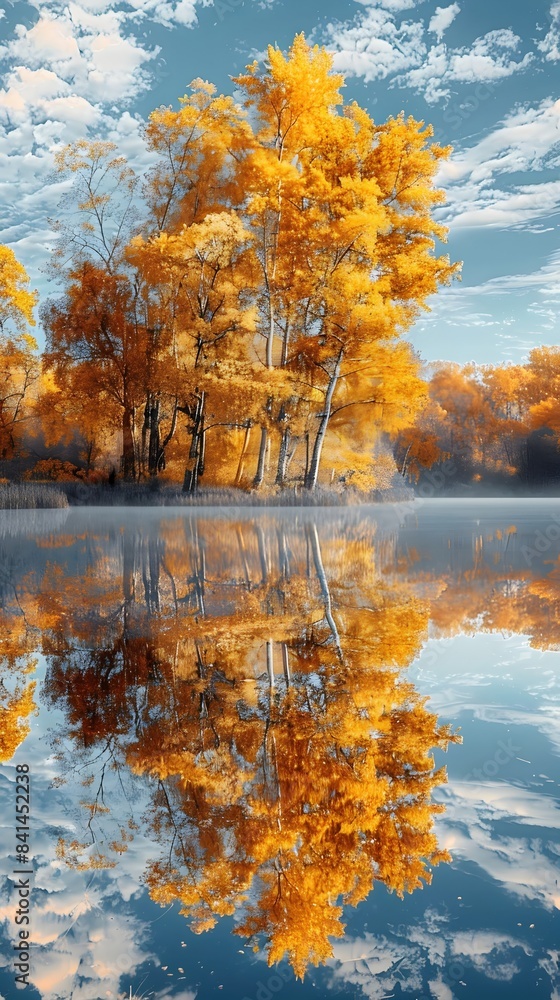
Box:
xmin=1 ymin=481 xmax=560 ymax=510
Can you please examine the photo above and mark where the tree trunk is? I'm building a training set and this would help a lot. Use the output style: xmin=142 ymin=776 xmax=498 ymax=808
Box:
xmin=83 ymin=438 xmax=95 ymax=475
xmin=235 ymin=421 xmax=252 ymax=486
xmin=399 ymin=443 xmax=412 ymax=478
xmin=266 ymin=640 xmax=274 ymax=689
xmin=182 ymin=390 xmax=205 ymax=493
xmin=275 ymin=427 xmax=291 ymax=486
xmin=143 ymin=533 xmax=161 ymax=613
xmin=307 ymin=522 xmax=342 ymax=660
xmin=277 ymin=526 xmax=290 ymax=578
xmin=141 ymin=400 xmax=149 ymax=475
xmin=147 ymin=395 xmax=161 ymax=477
xmin=266 ymin=298 xmax=274 ymax=369
xmin=281 ymin=323 xmax=290 ymax=367
xmin=156 ymin=398 xmax=179 ymax=475
xmin=285 ymin=438 xmax=298 ymax=477
xmin=122 ymin=403 xmax=136 ymax=481
xmin=253 ymin=425 xmax=268 ymax=488
xmin=255 ymin=523 xmax=268 ymax=584
xmin=305 ymin=349 xmax=343 ymax=490
xmin=282 ymin=643 xmax=291 ymax=687
xmin=144 ymin=394 xmax=178 ymax=477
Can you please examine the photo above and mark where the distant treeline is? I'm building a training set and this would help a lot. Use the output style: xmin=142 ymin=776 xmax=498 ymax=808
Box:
xmin=395 ymin=350 xmax=560 ymax=493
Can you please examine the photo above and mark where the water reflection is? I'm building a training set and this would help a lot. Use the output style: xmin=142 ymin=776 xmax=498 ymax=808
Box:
xmin=1 ymin=510 xmax=458 ymax=979
xmin=0 ymin=501 xmax=559 ymax=999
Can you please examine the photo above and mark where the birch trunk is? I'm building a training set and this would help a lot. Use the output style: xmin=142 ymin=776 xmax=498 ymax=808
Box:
xmin=305 ymin=349 xmax=343 ymax=490
xmin=253 ymin=425 xmax=268 ymax=488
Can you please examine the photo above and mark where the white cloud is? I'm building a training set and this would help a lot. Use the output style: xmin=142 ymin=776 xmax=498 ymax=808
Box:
xmin=125 ymin=0 xmax=209 ymax=26
xmin=2 ymin=13 xmax=83 ymax=73
xmin=371 ymin=0 xmax=417 ymax=9
xmin=427 ymin=975 xmax=454 ymax=1000
xmin=328 ymin=933 xmax=426 ymax=999
xmin=412 ymin=245 xmax=560 ymax=362
xmin=326 ymin=7 xmax=425 ymax=82
xmin=0 ymin=1 xmax=164 ymax=304
xmin=441 ymin=177 xmax=560 ymax=229
xmin=0 ymin=67 xmax=70 ymax=125
xmin=327 ymin=911 xmax=543 ymax=999
xmin=67 ymin=0 xmax=127 ymax=34
xmin=539 ymin=1 xmax=560 ymax=60
xmin=437 ymin=779 xmax=560 ymax=910
xmin=401 ymin=27 xmax=532 ymax=103
xmin=449 ymin=931 xmax=529 ymax=981
xmin=398 ymin=41 xmax=450 ymax=102
xmin=450 ymin=28 xmax=532 ymax=83
xmin=0 ymin=10 xmax=160 ymax=106
xmin=428 ymin=3 xmax=460 ymax=42
xmin=436 ymin=99 xmax=560 ymax=228
xmin=154 ymin=992 xmax=197 ymax=1000
xmin=325 ymin=5 xmax=532 ymax=103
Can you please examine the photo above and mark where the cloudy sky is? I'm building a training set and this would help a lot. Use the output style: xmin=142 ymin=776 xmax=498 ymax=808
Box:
xmin=0 ymin=0 xmax=559 ymax=363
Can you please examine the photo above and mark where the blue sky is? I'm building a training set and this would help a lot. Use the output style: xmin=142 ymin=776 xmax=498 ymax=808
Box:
xmin=0 ymin=0 xmax=559 ymax=364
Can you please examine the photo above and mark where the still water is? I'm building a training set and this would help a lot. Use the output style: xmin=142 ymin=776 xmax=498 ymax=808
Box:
xmin=0 ymin=499 xmax=559 ymax=1000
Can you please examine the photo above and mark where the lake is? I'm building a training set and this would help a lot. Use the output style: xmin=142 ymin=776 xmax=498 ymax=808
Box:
xmin=0 ymin=499 xmax=559 ymax=1000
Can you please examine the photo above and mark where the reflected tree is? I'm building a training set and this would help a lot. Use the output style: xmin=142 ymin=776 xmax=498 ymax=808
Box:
xmin=35 ymin=516 xmax=460 ymax=977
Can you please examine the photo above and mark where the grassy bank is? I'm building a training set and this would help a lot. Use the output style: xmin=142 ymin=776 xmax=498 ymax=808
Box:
xmin=0 ymin=483 xmax=69 ymax=509
xmin=0 ymin=481 xmax=414 ymax=509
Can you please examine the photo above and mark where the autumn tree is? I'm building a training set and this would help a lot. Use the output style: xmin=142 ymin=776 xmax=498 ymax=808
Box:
xmin=42 ymin=262 xmax=146 ymax=480
xmin=0 ymin=533 xmax=39 ymax=761
xmin=42 ymin=142 xmax=148 ymax=479
xmin=121 ymin=82 xmax=257 ymax=483
xmin=51 ymin=37 xmax=456 ymax=492
xmin=0 ymin=331 xmax=40 ymax=464
xmin=0 ymin=610 xmax=37 ymax=762
xmin=399 ymin=362 xmax=531 ymax=488
xmin=0 ymin=246 xmax=39 ymax=465
xmin=525 ymin=348 xmax=560 ymax=478
xmin=401 ymin=358 xmax=557 ymax=490
xmin=229 ymin=36 xmax=459 ymax=491
xmin=127 ymin=213 xmax=259 ymax=485
xmin=0 ymin=244 xmax=36 ymax=333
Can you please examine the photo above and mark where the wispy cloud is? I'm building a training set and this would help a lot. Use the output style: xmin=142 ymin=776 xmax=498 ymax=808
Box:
xmin=436 ymin=98 xmax=560 ymax=228
xmin=413 ymin=246 xmax=560 ymax=359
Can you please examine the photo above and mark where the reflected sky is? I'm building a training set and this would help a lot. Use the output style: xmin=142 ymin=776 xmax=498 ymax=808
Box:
xmin=0 ymin=500 xmax=559 ymax=1000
